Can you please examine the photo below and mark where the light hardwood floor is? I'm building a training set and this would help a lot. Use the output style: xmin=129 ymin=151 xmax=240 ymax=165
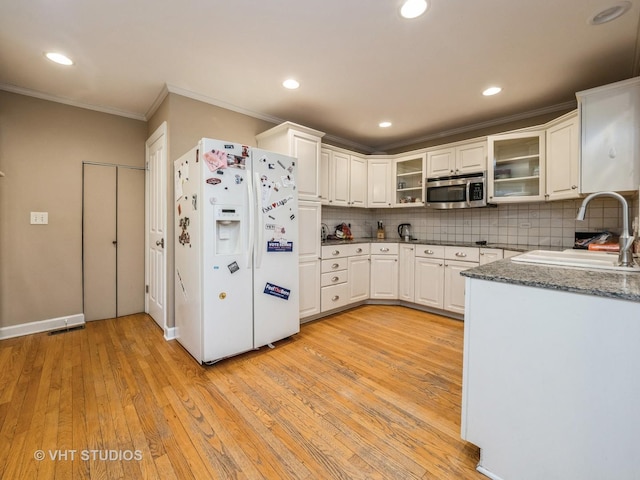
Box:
xmin=0 ymin=305 xmax=484 ymax=479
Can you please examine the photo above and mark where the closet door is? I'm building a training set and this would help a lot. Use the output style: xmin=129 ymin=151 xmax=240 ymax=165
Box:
xmin=83 ymin=164 xmax=117 ymax=320
xmin=83 ymin=164 xmax=144 ymax=321
xmin=117 ymin=167 xmax=145 ymax=316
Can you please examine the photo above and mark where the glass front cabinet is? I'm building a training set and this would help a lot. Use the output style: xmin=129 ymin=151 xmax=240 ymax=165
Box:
xmin=394 ymin=153 xmax=426 ymax=206
xmin=487 ymin=131 xmax=546 ymax=203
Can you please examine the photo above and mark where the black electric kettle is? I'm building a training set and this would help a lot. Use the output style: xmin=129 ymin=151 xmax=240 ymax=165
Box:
xmin=398 ymin=223 xmax=411 ymax=240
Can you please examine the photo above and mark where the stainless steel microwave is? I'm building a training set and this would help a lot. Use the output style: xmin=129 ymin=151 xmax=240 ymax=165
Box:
xmin=425 ymin=172 xmax=487 ymax=209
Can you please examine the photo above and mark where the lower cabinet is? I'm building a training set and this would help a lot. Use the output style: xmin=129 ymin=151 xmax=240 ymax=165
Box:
xmin=413 ymin=245 xmax=479 ymax=315
xmin=298 ymin=201 xmax=321 ymax=319
xmin=443 ymin=260 xmax=476 ymax=314
xmin=321 ymin=243 xmax=370 ymax=312
xmin=398 ymin=244 xmax=416 ymax=302
xmin=370 ymin=243 xmax=399 ymax=300
xmin=414 ymin=257 xmax=444 ymax=309
xmin=348 ymin=255 xmax=370 ymax=302
xmin=318 ymin=242 xmax=518 ymax=319
xmin=443 ymin=246 xmax=480 ymax=315
xmin=479 ymin=248 xmax=503 ymax=265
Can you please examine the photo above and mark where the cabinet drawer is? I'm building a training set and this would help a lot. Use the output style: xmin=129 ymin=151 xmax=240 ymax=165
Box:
xmin=444 ymin=246 xmax=479 ymax=262
xmin=321 ymin=243 xmax=370 ymax=259
xmin=345 ymin=243 xmax=370 ymax=256
xmin=415 ymin=245 xmax=445 ymax=258
xmin=321 ymin=270 xmax=348 ymax=287
xmin=321 ymin=283 xmax=350 ymax=311
xmin=321 ymin=258 xmax=348 ymax=273
xmin=370 ymin=243 xmax=399 ymax=255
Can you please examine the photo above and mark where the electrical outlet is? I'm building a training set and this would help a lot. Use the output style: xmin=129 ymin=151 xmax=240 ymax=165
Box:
xmin=30 ymin=212 xmax=48 ymax=225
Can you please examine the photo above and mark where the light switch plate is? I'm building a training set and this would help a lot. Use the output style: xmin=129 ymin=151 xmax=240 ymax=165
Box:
xmin=30 ymin=212 xmax=48 ymax=224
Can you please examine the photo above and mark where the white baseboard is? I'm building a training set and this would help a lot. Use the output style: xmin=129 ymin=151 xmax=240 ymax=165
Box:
xmin=164 ymin=327 xmax=176 ymax=341
xmin=0 ymin=313 xmax=85 ymax=340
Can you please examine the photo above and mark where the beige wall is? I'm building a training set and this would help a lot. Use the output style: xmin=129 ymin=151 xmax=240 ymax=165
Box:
xmin=0 ymin=91 xmax=147 ymax=328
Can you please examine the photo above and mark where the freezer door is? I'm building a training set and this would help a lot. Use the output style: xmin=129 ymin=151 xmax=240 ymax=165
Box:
xmin=200 ymin=139 xmax=254 ymax=362
xmin=252 ymin=148 xmax=300 ymax=347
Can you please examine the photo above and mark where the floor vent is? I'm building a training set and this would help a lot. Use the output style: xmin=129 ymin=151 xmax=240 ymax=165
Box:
xmin=48 ymin=325 xmax=86 ymax=336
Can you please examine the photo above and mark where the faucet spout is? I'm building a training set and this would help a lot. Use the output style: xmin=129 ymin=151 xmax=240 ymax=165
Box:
xmin=576 ymin=191 xmax=635 ymax=267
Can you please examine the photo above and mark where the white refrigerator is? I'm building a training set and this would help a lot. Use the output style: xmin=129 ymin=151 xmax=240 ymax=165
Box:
xmin=174 ymin=138 xmax=299 ymax=364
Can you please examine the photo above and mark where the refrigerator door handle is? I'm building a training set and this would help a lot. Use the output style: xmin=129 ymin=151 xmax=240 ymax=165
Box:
xmin=246 ymin=169 xmax=255 ymax=269
xmin=254 ymin=172 xmax=265 ymax=269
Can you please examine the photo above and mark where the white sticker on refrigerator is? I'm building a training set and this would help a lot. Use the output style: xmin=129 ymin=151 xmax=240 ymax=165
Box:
xmin=261 ymin=195 xmax=294 ymax=214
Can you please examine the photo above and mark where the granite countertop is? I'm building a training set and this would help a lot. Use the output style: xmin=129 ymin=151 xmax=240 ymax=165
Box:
xmin=320 ymin=237 xmax=552 ymax=253
xmin=462 ymin=258 xmax=640 ymax=303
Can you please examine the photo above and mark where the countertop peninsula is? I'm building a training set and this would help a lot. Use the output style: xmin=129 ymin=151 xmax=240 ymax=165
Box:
xmin=462 ymin=257 xmax=640 ymax=303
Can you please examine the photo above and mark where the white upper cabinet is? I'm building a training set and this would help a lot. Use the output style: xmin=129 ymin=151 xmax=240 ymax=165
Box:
xmin=577 ymin=77 xmax=640 ymax=193
xmin=488 ymin=131 xmax=546 ymax=203
xmin=349 ymin=155 xmax=367 ymax=207
xmin=319 ymin=148 xmax=330 ymax=204
xmin=427 ymin=140 xmax=486 ymax=178
xmin=329 ymin=149 xmax=350 ymax=206
xmin=394 ymin=153 xmax=426 ymax=206
xmin=545 ymin=110 xmax=579 ymax=201
xmin=367 ymin=158 xmax=393 ymax=208
xmin=323 ymin=146 xmax=367 ymax=207
xmin=256 ymin=122 xmax=325 ymax=202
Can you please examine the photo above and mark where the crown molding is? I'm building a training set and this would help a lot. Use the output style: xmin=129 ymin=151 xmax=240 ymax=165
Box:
xmin=0 ymin=83 xmax=146 ymax=121
xmin=376 ymin=100 xmax=577 ymax=152
xmin=165 ymin=84 xmax=284 ymax=124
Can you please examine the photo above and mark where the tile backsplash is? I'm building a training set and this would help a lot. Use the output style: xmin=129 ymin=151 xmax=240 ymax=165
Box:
xmin=322 ymin=197 xmax=640 ymax=248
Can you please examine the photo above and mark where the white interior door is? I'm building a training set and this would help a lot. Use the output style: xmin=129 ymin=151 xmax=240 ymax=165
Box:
xmin=145 ymin=122 xmax=167 ymax=332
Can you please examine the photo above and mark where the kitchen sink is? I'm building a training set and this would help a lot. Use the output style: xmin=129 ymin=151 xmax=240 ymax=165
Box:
xmin=510 ymin=249 xmax=640 ymax=273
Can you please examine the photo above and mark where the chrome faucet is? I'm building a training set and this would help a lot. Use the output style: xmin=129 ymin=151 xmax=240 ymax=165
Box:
xmin=576 ymin=191 xmax=636 ymax=267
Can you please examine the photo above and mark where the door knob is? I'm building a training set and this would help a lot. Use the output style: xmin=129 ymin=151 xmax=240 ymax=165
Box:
xmin=156 ymin=238 xmax=164 ymax=248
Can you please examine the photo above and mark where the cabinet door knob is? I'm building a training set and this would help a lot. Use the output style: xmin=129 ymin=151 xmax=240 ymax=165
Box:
xmin=571 ymin=185 xmax=578 ymax=190
xmin=331 ymin=276 xmax=339 ymax=282
xmin=380 ymin=248 xmax=389 ymax=252
xmin=332 ymin=250 xmax=340 ymax=256
xmin=455 ymin=252 xmax=467 ymax=257
xmin=332 ymin=295 xmax=340 ymax=301
xmin=356 ymin=248 xmax=362 ymax=253
xmin=425 ymin=249 xmax=434 ymax=255
xmin=332 ymin=263 xmax=339 ymax=268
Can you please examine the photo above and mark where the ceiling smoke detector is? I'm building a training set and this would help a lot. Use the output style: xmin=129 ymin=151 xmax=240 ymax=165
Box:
xmin=588 ymin=1 xmax=632 ymax=25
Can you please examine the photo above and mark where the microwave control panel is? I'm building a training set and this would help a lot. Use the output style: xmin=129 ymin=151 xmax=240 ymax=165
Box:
xmin=469 ymin=182 xmax=484 ymax=201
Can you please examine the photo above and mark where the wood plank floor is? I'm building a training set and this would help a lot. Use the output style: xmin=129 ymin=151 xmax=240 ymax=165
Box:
xmin=0 ymin=305 xmax=484 ymax=479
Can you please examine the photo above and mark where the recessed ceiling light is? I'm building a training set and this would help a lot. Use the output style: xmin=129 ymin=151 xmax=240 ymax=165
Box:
xmin=379 ymin=121 xmax=392 ymax=128
xmin=588 ymin=1 xmax=631 ymax=25
xmin=45 ymin=52 xmax=73 ymax=66
xmin=400 ymin=0 xmax=428 ymax=19
xmin=483 ymin=86 xmax=502 ymax=96
xmin=282 ymin=79 xmax=300 ymax=89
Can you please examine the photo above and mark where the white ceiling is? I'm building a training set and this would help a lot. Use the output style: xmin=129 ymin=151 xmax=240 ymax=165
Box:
xmin=1 ymin=0 xmax=639 ymax=152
